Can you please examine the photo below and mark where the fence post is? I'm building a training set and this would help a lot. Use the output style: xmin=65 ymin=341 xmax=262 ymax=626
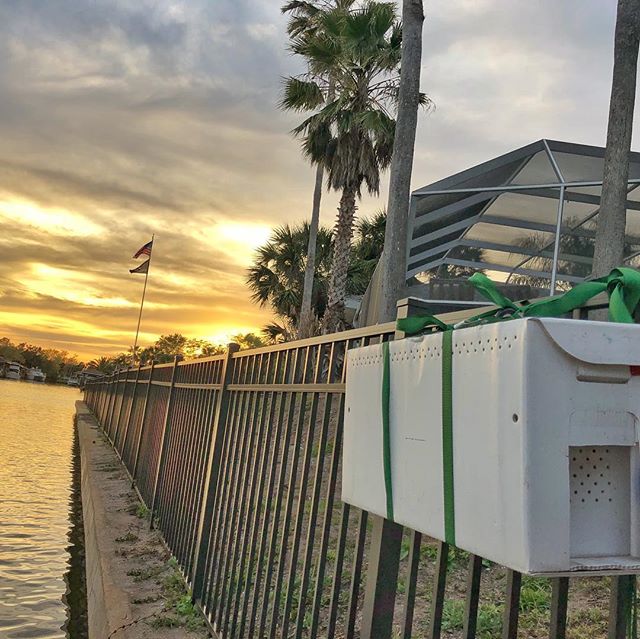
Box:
xmin=105 ymin=372 xmax=119 ymax=435
xmin=96 ymin=378 xmax=107 ymax=423
xmin=118 ymin=363 xmax=142 ymax=458
xmin=111 ymin=370 xmax=126 ymax=441
xmin=131 ymin=361 xmax=155 ymax=486
xmin=100 ymin=375 xmax=111 ymax=429
xmin=192 ymin=343 xmax=239 ymax=600
xmin=112 ymin=367 xmax=131 ymax=449
xmin=149 ymin=356 xmax=181 ymax=529
xmin=361 ymin=298 xmax=427 ymax=639
xmin=608 ymin=575 xmax=636 ymax=639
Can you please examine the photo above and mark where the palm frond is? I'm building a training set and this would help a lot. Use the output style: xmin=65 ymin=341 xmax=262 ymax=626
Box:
xmin=281 ymin=77 xmax=325 ymax=112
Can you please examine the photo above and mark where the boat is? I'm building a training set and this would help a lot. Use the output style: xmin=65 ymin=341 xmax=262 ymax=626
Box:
xmin=29 ymin=368 xmax=46 ymax=383
xmin=6 ymin=362 xmax=23 ymax=380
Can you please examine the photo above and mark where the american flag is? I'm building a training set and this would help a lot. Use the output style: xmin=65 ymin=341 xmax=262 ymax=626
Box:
xmin=133 ymin=240 xmax=153 ymax=258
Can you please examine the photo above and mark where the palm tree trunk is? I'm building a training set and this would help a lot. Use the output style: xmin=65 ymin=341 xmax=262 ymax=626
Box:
xmin=592 ymin=0 xmax=640 ymax=277
xmin=322 ymin=185 xmax=358 ymax=333
xmin=298 ymin=82 xmax=334 ymax=339
xmin=377 ymin=0 xmax=424 ymax=323
xmin=298 ymin=159 xmax=324 ymax=339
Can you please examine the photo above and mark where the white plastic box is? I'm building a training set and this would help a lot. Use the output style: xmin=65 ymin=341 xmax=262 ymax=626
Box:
xmin=342 ymin=318 xmax=640 ymax=575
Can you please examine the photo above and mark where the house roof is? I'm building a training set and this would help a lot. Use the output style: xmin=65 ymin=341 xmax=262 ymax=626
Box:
xmin=408 ymin=139 xmax=640 ymax=292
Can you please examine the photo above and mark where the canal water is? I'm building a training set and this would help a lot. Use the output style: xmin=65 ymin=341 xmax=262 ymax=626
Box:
xmin=0 ymin=380 xmax=81 ymax=638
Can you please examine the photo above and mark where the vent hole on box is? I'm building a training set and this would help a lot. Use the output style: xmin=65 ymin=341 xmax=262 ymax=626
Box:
xmin=570 ymin=446 xmax=626 ymax=508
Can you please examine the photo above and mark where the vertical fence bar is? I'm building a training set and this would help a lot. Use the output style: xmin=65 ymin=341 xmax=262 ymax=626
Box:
xmin=96 ymin=377 xmax=108 ymax=422
xmin=401 ymin=530 xmax=422 ymax=639
xmin=112 ymin=367 xmax=130 ymax=449
xmin=131 ymin=361 xmax=155 ymax=485
xmin=112 ymin=370 xmax=125 ymax=439
xmin=549 ymin=577 xmax=569 ymax=639
xmin=462 ymin=554 xmax=483 ymax=639
xmin=148 ymin=356 xmax=181 ymax=526
xmin=121 ymin=364 xmax=142 ymax=462
xmin=346 ymin=508 xmax=369 ymax=638
xmin=118 ymin=363 xmax=141 ymax=456
xmin=281 ymin=346 xmax=324 ymax=639
xmin=361 ymin=517 xmax=404 ymax=639
xmin=428 ymin=541 xmax=449 ymax=639
xmin=234 ymin=354 xmax=280 ymax=638
xmin=248 ymin=352 xmax=295 ymax=638
xmin=361 ymin=297 xmax=422 ymax=639
xmin=104 ymin=373 xmax=118 ymax=437
xmin=309 ymin=354 xmax=347 ymax=638
xmin=266 ymin=349 xmax=310 ymax=639
xmin=608 ymin=575 xmax=636 ymax=639
xmin=326 ymin=501 xmax=351 ymax=639
xmin=192 ymin=344 xmax=239 ymax=599
xmin=502 ymin=569 xmax=522 ymax=639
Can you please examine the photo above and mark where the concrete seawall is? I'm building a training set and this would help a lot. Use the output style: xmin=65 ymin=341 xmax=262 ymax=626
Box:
xmin=76 ymin=401 xmax=209 ymax=638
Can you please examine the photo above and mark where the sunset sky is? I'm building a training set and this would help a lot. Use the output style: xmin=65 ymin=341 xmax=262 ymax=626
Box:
xmin=0 ymin=0 xmax=637 ymax=360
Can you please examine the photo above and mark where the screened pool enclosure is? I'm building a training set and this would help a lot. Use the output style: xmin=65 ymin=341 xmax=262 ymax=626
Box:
xmin=408 ymin=139 xmax=640 ymax=295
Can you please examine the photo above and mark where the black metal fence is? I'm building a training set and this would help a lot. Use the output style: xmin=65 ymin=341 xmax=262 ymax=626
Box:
xmin=84 ymin=299 xmax=637 ymax=639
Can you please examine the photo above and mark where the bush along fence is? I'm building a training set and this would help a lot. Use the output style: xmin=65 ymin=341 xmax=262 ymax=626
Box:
xmin=84 ymin=296 xmax=639 ymax=639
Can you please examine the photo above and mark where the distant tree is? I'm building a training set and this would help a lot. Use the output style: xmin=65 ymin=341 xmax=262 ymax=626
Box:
xmin=0 ymin=338 xmax=83 ymax=382
xmin=248 ymin=213 xmax=386 ymax=339
xmin=136 ymin=333 xmax=223 ymax=365
xmin=232 ymin=332 xmax=266 ymax=350
xmin=261 ymin=321 xmax=294 ymax=345
xmin=0 ymin=338 xmax=25 ymax=364
xmin=592 ymin=0 xmax=640 ymax=276
xmin=87 ymin=356 xmax=117 ymax=374
xmin=247 ymin=223 xmax=334 ymax=333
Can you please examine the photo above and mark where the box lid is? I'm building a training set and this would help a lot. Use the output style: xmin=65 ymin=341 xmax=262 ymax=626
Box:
xmin=533 ymin=318 xmax=640 ymax=366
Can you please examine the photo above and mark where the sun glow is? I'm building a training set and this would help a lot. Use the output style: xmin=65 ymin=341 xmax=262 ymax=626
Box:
xmin=0 ymin=199 xmax=102 ymax=237
xmin=16 ymin=263 xmax=136 ymax=309
xmin=201 ymin=221 xmax=272 ymax=265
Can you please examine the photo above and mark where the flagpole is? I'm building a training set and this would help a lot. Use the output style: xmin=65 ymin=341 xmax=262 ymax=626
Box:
xmin=132 ymin=234 xmax=154 ymax=361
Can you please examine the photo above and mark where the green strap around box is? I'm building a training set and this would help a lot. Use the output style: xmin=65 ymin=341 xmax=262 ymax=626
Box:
xmin=381 ymin=341 xmax=393 ymax=521
xmin=381 ymin=266 xmax=640 ymax=545
xmin=441 ymin=329 xmax=455 ymax=545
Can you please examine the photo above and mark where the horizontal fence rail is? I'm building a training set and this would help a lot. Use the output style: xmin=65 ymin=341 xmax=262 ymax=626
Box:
xmin=84 ymin=296 xmax=639 ymax=639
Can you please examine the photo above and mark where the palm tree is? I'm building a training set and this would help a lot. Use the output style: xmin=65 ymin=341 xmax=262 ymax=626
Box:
xmin=247 ymin=213 xmax=387 ymax=338
xmin=281 ymin=0 xmax=354 ymax=338
xmin=86 ymin=356 xmax=115 ymax=373
xmin=246 ymin=222 xmax=334 ymax=332
xmin=592 ymin=0 xmax=640 ymax=277
xmin=282 ymin=1 xmax=406 ymax=333
xmin=378 ymin=0 xmax=425 ymax=323
xmin=349 ymin=210 xmax=387 ymax=294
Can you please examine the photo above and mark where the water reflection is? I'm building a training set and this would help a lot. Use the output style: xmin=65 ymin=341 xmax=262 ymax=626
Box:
xmin=0 ymin=381 xmax=78 ymax=638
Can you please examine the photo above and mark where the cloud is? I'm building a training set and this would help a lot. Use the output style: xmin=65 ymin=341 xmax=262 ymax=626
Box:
xmin=0 ymin=0 xmax=635 ymax=358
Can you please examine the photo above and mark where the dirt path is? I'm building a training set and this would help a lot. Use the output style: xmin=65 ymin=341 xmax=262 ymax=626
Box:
xmin=76 ymin=402 xmax=210 ymax=638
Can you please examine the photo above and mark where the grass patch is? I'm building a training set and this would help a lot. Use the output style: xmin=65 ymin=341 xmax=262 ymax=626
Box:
xmin=148 ymin=561 xmax=206 ymax=632
xmin=442 ymin=599 xmax=465 ymax=632
xmin=126 ymin=565 xmax=163 ymax=582
xmin=132 ymin=595 xmax=160 ymax=605
xmin=477 ymin=603 xmax=502 ymax=638
xmin=136 ymin=504 xmax=150 ymax=520
xmin=115 ymin=531 xmax=139 ymax=543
